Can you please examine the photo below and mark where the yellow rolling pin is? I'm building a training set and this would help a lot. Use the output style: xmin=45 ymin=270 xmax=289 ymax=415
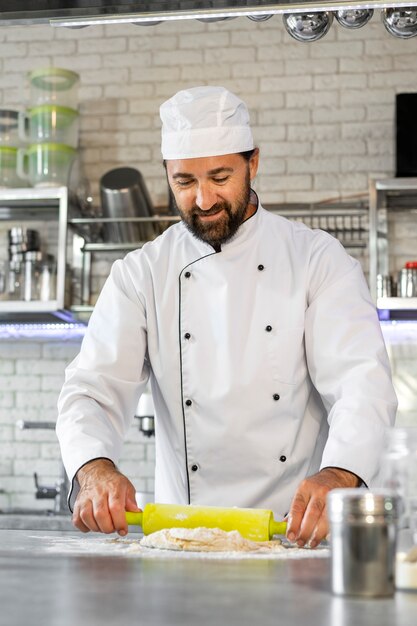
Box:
xmin=125 ymin=503 xmax=287 ymax=542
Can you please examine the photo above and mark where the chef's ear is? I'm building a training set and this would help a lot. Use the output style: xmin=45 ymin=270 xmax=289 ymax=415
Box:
xmin=249 ymin=147 xmax=260 ymax=181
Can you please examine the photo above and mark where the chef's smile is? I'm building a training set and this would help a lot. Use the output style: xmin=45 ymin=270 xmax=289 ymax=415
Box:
xmin=198 ymin=208 xmax=225 ymax=221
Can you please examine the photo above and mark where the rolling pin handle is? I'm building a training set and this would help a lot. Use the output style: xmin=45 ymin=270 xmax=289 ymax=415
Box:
xmin=125 ymin=511 xmax=143 ymax=527
xmin=269 ymin=518 xmax=287 ymax=538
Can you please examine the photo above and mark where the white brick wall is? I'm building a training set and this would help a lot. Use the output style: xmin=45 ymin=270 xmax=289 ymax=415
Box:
xmin=0 ymin=336 xmax=155 ymax=511
xmin=0 ymin=18 xmax=415 ymax=203
xmin=1 ymin=15 xmax=417 ymax=510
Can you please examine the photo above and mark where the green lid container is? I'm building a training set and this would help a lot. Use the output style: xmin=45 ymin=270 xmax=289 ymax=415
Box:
xmin=27 ymin=143 xmax=76 ymax=159
xmin=0 ymin=146 xmax=18 ymax=165
xmin=29 ymin=67 xmax=80 ymax=92
xmin=28 ymin=67 xmax=79 ymax=108
xmin=29 ymin=104 xmax=78 ymax=123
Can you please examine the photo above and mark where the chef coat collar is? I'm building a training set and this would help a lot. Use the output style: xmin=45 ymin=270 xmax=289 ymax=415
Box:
xmin=221 ymin=188 xmax=260 ymax=251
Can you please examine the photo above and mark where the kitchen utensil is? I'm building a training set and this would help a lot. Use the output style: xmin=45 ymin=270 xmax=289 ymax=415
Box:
xmin=39 ymin=255 xmax=56 ymax=302
xmin=247 ymin=14 xmax=273 ymax=21
xmin=382 ymin=9 xmax=417 ymax=38
xmin=377 ymin=274 xmax=393 ymax=298
xmin=17 ymin=143 xmax=76 ymax=187
xmin=125 ymin=503 xmax=287 ymax=541
xmin=6 ymin=259 xmax=22 ymax=298
xmin=19 ymin=105 xmax=79 ymax=148
xmin=328 ymin=489 xmax=401 ymax=597
xmin=28 ymin=67 xmax=80 ymax=108
xmin=0 ymin=261 xmax=6 ymax=296
xmin=8 ymin=227 xmax=40 ymax=250
xmin=283 ymin=12 xmax=333 ymax=42
xmin=335 ymin=9 xmax=373 ymax=28
xmin=398 ymin=264 xmax=417 ymax=297
xmin=135 ymin=390 xmax=155 ymax=438
xmin=0 ymin=109 xmax=20 ymax=146
xmin=100 ymin=166 xmax=155 ymax=243
xmin=22 ymin=250 xmax=42 ymax=301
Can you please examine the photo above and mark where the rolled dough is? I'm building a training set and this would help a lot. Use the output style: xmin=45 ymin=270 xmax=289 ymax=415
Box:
xmin=140 ymin=527 xmax=285 ymax=553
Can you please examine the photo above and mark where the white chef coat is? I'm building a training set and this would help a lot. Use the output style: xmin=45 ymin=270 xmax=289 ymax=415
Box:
xmin=57 ymin=196 xmax=397 ymax=516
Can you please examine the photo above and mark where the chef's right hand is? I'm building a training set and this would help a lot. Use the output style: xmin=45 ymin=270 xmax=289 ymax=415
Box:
xmin=73 ymin=458 xmax=141 ymax=536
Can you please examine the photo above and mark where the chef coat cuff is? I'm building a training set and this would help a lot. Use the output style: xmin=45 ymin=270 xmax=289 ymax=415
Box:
xmin=67 ymin=457 xmax=116 ymax=513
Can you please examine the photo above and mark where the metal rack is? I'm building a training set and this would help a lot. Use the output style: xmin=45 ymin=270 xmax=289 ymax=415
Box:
xmin=67 ymin=202 xmax=369 ymax=315
xmin=68 ymin=214 xmax=179 ymax=312
xmin=266 ymin=202 xmax=368 ymax=250
xmin=369 ymin=177 xmax=417 ymax=316
xmin=0 ymin=187 xmax=68 ymax=316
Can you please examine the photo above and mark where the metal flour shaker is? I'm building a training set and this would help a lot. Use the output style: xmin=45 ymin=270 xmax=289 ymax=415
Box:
xmin=328 ymin=489 xmax=400 ymax=597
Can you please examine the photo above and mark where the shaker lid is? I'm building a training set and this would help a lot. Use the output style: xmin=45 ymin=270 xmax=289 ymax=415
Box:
xmin=327 ymin=489 xmax=401 ymax=520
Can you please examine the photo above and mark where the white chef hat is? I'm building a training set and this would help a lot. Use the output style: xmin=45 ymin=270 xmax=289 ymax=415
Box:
xmin=160 ymin=85 xmax=254 ymax=160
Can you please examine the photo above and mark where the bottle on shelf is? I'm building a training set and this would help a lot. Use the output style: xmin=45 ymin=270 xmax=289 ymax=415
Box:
xmin=398 ymin=261 xmax=417 ymax=298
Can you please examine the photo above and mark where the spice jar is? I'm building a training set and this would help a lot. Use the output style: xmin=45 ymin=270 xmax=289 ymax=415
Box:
xmin=328 ymin=489 xmax=400 ymax=597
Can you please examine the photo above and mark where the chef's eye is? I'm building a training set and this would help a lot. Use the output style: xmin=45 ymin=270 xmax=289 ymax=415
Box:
xmin=213 ymin=177 xmax=228 ymax=184
xmin=176 ymin=180 xmax=193 ymax=187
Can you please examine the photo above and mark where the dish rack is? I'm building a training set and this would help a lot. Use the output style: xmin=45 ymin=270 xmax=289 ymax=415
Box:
xmin=68 ymin=201 xmax=369 ymax=316
xmin=265 ymin=202 xmax=369 ymax=250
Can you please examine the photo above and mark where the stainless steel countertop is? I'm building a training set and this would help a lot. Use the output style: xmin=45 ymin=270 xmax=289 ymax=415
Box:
xmin=0 ymin=529 xmax=416 ymax=626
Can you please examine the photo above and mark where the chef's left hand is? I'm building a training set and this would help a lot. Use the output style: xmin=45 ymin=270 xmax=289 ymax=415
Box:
xmin=286 ymin=467 xmax=360 ymax=548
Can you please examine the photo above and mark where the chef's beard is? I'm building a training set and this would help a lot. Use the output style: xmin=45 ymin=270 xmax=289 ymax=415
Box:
xmin=172 ymin=169 xmax=251 ymax=248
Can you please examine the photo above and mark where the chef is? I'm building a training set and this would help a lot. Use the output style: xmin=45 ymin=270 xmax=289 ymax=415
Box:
xmin=57 ymin=86 xmax=397 ymax=548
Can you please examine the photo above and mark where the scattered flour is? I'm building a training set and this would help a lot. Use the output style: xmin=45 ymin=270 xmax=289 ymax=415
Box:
xmin=35 ymin=532 xmax=330 ymax=560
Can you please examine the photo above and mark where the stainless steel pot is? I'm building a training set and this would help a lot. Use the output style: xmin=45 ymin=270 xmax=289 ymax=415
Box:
xmin=100 ymin=167 xmax=155 ymax=243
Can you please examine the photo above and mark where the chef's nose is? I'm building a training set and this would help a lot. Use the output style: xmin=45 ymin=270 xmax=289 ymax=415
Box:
xmin=195 ymin=182 xmax=217 ymax=211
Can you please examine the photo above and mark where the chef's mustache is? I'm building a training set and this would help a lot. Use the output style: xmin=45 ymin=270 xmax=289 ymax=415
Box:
xmin=191 ymin=202 xmax=231 ymax=217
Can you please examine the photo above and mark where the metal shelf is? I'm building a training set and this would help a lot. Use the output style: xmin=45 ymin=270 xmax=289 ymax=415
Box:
xmin=0 ymin=300 xmax=60 ymax=313
xmin=82 ymin=242 xmax=149 ymax=253
xmin=266 ymin=203 xmax=368 ymax=250
xmin=377 ymin=297 xmax=417 ymax=310
xmin=0 ymin=187 xmax=67 ymax=221
xmin=369 ymin=178 xmax=417 ymax=314
xmin=374 ymin=178 xmax=417 ymax=192
xmin=0 ymin=187 xmax=69 ymax=317
xmin=68 ymin=214 xmax=180 ymax=250
xmin=69 ymin=202 xmax=371 ymax=310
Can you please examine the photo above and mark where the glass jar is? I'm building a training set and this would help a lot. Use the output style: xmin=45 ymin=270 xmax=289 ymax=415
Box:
xmin=381 ymin=428 xmax=417 ymax=528
xmin=17 ymin=143 xmax=76 ymax=188
xmin=19 ymin=105 xmax=79 ymax=148
xmin=381 ymin=427 xmax=417 ymax=591
xmin=0 ymin=147 xmax=24 ymax=188
xmin=0 ymin=109 xmax=19 ymax=146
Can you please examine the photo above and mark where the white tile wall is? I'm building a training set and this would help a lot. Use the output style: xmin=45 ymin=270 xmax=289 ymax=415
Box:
xmin=0 ymin=15 xmax=417 ymax=509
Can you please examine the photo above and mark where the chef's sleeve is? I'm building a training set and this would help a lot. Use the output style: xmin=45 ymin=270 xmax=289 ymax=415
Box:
xmin=56 ymin=255 xmax=150 ymax=511
xmin=304 ymin=235 xmax=397 ymax=487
